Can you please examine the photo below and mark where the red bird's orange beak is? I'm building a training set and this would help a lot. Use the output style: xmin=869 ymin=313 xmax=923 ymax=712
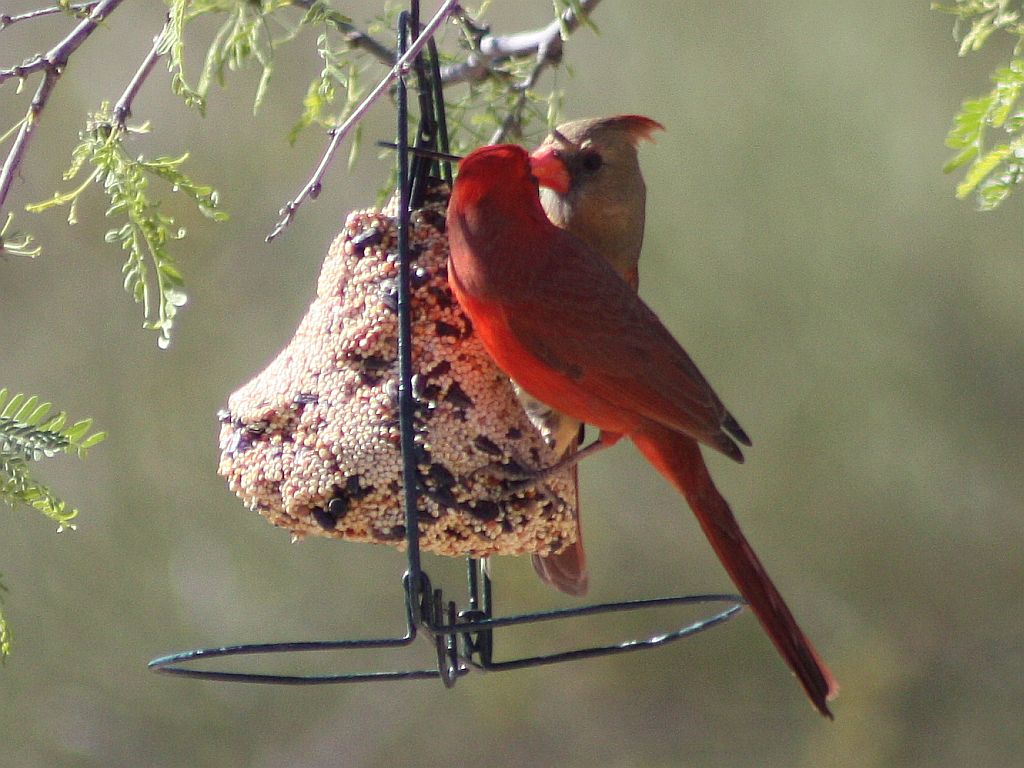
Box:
xmin=529 ymin=147 xmax=571 ymax=194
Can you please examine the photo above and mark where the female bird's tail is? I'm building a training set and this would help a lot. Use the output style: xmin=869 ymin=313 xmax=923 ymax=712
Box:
xmin=532 ymin=455 xmax=588 ymax=595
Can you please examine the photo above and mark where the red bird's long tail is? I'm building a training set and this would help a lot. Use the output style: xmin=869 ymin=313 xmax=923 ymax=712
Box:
xmin=630 ymin=422 xmax=839 ymax=717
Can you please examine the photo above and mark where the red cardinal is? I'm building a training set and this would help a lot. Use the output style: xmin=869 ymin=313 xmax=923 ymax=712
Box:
xmin=446 ymin=142 xmax=838 ymax=717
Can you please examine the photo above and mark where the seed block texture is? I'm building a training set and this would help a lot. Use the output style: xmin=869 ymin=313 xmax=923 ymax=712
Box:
xmin=218 ymin=186 xmax=579 ymax=558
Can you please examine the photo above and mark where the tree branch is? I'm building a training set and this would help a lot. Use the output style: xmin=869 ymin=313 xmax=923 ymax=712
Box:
xmin=114 ymin=23 xmax=167 ymax=129
xmin=442 ymin=0 xmax=601 ymax=86
xmin=266 ymin=0 xmax=460 ymax=242
xmin=0 ymin=0 xmax=126 ymax=216
xmin=0 ymin=2 xmax=98 ymax=31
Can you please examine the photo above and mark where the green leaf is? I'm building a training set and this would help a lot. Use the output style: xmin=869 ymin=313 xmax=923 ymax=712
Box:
xmin=12 ymin=396 xmax=39 ymax=423
xmin=60 ymin=419 xmax=94 ymax=444
xmin=1 ymin=394 xmax=25 ymax=420
xmin=79 ymin=432 xmax=108 ymax=451
xmin=957 ymin=144 xmax=1009 ymax=196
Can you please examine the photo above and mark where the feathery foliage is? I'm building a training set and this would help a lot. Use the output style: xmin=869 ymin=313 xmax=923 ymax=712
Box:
xmin=164 ymin=0 xmax=297 ymax=116
xmin=288 ymin=6 xmax=373 ymax=159
xmin=26 ymin=105 xmax=228 ymax=349
xmin=0 ymin=388 xmax=105 ymax=660
xmin=936 ymin=1 xmax=1024 ymax=207
xmin=0 ymin=388 xmax=106 ymax=529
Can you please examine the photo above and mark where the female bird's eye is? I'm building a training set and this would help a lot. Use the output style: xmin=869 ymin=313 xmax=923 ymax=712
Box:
xmin=581 ymin=151 xmax=603 ymax=172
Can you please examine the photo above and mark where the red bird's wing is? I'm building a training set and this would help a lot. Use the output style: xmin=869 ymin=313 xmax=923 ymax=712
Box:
xmin=503 ymin=240 xmax=745 ymax=461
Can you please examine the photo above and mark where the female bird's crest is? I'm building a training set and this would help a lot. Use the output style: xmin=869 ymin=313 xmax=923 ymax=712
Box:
xmin=592 ymin=114 xmax=664 ymax=145
xmin=547 ymin=115 xmax=664 ymax=150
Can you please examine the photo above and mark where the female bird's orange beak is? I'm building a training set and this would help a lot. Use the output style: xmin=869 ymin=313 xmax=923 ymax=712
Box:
xmin=529 ymin=147 xmax=571 ymax=194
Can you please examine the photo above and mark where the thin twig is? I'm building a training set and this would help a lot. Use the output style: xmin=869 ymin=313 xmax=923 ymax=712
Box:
xmin=338 ymin=25 xmax=397 ymax=65
xmin=0 ymin=0 xmax=126 ymax=215
xmin=288 ymin=0 xmax=397 ymax=66
xmin=114 ymin=23 xmax=167 ymax=129
xmin=0 ymin=2 xmax=98 ymax=31
xmin=266 ymin=0 xmax=460 ymax=242
xmin=441 ymin=0 xmax=601 ymax=86
xmin=0 ymin=71 xmax=59 ymax=214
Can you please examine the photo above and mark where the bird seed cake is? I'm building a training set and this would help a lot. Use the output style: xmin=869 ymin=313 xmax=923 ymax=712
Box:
xmin=217 ymin=185 xmax=579 ymax=558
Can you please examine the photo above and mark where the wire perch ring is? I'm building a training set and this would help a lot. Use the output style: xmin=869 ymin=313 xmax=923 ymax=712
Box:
xmin=149 ymin=3 xmax=745 ymax=687
xmin=148 ymin=560 xmax=744 ymax=685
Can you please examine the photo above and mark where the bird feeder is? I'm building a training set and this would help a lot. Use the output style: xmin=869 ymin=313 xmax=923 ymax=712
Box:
xmin=149 ymin=3 xmax=743 ymax=686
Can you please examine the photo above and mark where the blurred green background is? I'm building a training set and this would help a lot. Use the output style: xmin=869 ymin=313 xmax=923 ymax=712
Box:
xmin=2 ymin=2 xmax=1022 ymax=766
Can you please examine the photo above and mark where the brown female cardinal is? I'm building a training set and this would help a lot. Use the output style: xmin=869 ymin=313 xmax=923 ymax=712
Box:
xmin=445 ymin=138 xmax=838 ymax=717
xmin=524 ymin=115 xmax=662 ymax=596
